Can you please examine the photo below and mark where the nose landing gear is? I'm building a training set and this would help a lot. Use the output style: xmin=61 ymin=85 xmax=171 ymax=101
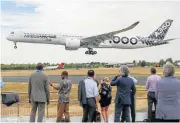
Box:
xmin=14 ymin=42 xmax=17 ymax=49
xmin=85 ymin=48 xmax=97 ymax=55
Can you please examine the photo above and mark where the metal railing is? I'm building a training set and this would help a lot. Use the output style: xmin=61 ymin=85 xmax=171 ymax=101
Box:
xmin=1 ymin=90 xmax=148 ymax=119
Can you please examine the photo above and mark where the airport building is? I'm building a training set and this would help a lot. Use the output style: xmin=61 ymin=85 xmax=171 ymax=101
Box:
xmin=105 ymin=62 xmax=135 ymax=68
xmin=177 ymin=62 xmax=180 ymax=67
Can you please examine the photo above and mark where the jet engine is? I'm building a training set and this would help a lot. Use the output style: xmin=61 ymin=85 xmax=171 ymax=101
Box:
xmin=65 ymin=38 xmax=81 ymax=50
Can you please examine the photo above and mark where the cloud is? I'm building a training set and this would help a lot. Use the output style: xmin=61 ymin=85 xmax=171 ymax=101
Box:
xmin=15 ymin=0 xmax=44 ymax=6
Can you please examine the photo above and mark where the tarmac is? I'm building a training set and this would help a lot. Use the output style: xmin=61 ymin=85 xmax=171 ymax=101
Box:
xmin=3 ymin=75 xmax=148 ymax=85
xmin=1 ymin=112 xmax=147 ymax=122
xmin=3 ymin=75 xmax=180 ymax=85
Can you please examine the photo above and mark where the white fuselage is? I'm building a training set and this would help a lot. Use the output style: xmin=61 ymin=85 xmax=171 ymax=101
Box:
xmin=44 ymin=66 xmax=58 ymax=70
xmin=6 ymin=31 xmax=164 ymax=50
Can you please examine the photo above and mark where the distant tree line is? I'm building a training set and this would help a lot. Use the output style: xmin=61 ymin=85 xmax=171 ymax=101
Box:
xmin=134 ymin=58 xmax=180 ymax=67
xmin=1 ymin=58 xmax=179 ymax=70
xmin=0 ymin=62 xmax=106 ymax=70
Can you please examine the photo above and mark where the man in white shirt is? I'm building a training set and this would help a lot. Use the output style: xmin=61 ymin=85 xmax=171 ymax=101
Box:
xmin=82 ymin=70 xmax=99 ymax=122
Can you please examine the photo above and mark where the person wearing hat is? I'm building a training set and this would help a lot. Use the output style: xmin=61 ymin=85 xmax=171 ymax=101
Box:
xmin=49 ymin=71 xmax=72 ymax=122
xmin=28 ymin=63 xmax=50 ymax=122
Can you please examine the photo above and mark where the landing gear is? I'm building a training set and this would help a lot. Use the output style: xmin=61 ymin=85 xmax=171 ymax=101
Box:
xmin=14 ymin=42 xmax=17 ymax=49
xmin=85 ymin=48 xmax=97 ymax=55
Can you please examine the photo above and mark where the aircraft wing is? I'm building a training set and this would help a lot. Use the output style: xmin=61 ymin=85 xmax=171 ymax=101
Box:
xmin=80 ymin=21 xmax=140 ymax=47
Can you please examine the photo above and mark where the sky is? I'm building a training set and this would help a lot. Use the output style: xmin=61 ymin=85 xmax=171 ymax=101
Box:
xmin=1 ymin=0 xmax=180 ymax=64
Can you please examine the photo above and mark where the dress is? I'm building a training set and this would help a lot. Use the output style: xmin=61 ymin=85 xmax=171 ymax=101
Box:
xmin=99 ymin=83 xmax=112 ymax=107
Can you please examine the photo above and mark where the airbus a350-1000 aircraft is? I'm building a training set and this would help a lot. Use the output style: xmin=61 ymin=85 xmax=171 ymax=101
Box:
xmin=6 ymin=19 xmax=176 ymax=55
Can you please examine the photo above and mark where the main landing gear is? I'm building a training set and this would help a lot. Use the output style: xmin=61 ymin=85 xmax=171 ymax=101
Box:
xmin=85 ymin=48 xmax=97 ymax=55
xmin=14 ymin=42 xmax=17 ymax=49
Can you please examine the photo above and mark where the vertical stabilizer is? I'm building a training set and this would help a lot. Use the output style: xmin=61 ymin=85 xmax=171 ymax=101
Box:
xmin=148 ymin=19 xmax=173 ymax=40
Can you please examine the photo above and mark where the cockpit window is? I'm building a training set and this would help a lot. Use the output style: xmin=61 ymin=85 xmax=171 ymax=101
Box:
xmin=11 ymin=32 xmax=14 ymax=34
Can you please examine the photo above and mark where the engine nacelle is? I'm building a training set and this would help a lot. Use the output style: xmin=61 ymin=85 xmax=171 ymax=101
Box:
xmin=65 ymin=38 xmax=81 ymax=50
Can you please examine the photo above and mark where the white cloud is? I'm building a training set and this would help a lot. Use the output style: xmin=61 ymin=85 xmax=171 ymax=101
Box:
xmin=1 ymin=1 xmax=180 ymax=64
xmin=15 ymin=0 xmax=44 ymax=6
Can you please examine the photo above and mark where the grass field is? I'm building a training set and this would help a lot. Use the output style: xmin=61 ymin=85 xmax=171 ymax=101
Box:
xmin=1 ymin=82 xmax=147 ymax=117
xmin=1 ymin=67 xmax=180 ymax=76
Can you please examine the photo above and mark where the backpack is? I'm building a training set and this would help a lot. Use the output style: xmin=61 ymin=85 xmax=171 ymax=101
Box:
xmin=99 ymin=83 xmax=111 ymax=98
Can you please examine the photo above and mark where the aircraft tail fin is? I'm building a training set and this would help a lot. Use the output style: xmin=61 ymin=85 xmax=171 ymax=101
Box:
xmin=58 ymin=63 xmax=65 ymax=68
xmin=148 ymin=19 xmax=173 ymax=40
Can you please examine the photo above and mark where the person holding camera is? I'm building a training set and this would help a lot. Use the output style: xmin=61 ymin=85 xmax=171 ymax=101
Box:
xmin=49 ymin=71 xmax=72 ymax=122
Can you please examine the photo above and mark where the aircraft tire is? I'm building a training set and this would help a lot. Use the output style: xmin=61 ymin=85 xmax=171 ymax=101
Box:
xmin=91 ymin=51 xmax=94 ymax=55
xmin=14 ymin=46 xmax=17 ymax=49
xmin=85 ymin=51 xmax=89 ymax=54
xmin=94 ymin=51 xmax=97 ymax=54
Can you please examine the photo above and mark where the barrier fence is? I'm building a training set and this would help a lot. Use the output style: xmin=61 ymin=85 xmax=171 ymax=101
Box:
xmin=0 ymin=90 xmax=148 ymax=119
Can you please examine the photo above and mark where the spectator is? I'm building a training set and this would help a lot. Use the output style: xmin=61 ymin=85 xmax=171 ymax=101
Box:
xmin=156 ymin=63 xmax=180 ymax=122
xmin=121 ymin=75 xmax=137 ymax=122
xmin=28 ymin=63 xmax=50 ymax=122
xmin=146 ymin=68 xmax=161 ymax=121
xmin=49 ymin=71 xmax=72 ymax=122
xmin=111 ymin=65 xmax=136 ymax=122
xmin=99 ymin=77 xmax=112 ymax=122
xmin=0 ymin=77 xmax=4 ymax=88
xmin=95 ymin=79 xmax=99 ymax=87
xmin=82 ymin=70 xmax=99 ymax=122
xmin=0 ymin=77 xmax=4 ymax=103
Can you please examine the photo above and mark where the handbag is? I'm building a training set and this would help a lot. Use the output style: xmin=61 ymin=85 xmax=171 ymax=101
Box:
xmin=93 ymin=109 xmax=101 ymax=122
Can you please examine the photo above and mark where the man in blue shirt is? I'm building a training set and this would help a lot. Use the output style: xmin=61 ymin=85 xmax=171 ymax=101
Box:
xmin=82 ymin=70 xmax=99 ymax=122
xmin=111 ymin=65 xmax=136 ymax=122
xmin=0 ymin=77 xmax=4 ymax=88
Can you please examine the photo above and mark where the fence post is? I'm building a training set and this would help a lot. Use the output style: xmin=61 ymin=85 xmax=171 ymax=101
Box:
xmin=47 ymin=104 xmax=49 ymax=119
xmin=17 ymin=102 xmax=20 ymax=118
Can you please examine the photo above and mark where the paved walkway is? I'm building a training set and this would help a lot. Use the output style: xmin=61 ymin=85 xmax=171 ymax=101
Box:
xmin=1 ymin=112 xmax=147 ymax=122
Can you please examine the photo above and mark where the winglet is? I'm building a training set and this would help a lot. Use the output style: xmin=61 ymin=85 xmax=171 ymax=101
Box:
xmin=111 ymin=21 xmax=140 ymax=35
xmin=123 ymin=21 xmax=140 ymax=31
xmin=131 ymin=21 xmax=140 ymax=28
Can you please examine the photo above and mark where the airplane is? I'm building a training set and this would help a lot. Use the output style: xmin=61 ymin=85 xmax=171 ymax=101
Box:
xmin=43 ymin=63 xmax=65 ymax=70
xmin=6 ymin=19 xmax=176 ymax=55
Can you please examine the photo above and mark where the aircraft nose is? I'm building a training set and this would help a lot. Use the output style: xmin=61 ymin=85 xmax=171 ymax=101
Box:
xmin=6 ymin=35 xmax=11 ymax=40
